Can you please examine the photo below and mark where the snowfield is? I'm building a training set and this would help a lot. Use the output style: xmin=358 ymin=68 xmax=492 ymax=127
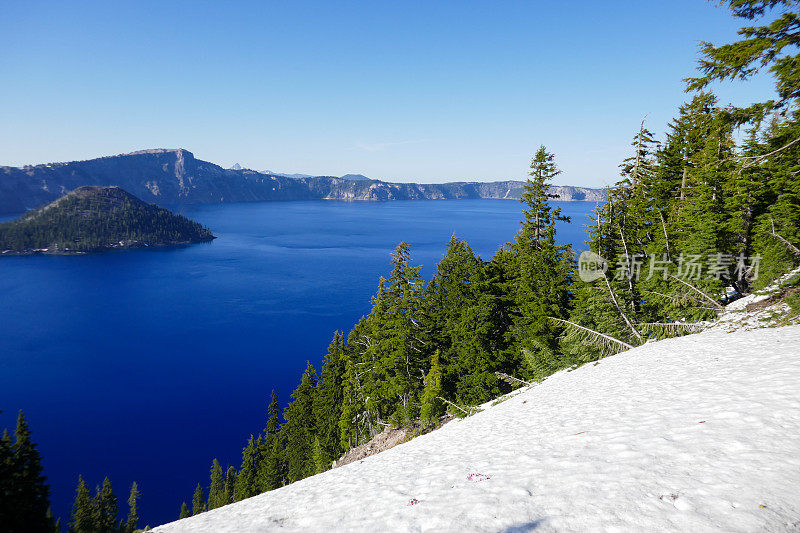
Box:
xmin=155 ymin=326 xmax=800 ymax=532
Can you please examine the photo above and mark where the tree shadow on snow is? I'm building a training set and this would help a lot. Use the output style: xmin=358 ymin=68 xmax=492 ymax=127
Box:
xmin=502 ymin=518 xmax=546 ymax=532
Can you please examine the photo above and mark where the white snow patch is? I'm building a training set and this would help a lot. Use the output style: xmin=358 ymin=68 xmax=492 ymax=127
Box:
xmin=154 ymin=326 xmax=800 ymax=532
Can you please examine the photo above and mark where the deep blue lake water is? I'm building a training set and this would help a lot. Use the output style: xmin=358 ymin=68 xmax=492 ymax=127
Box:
xmin=0 ymin=199 xmax=595 ymax=527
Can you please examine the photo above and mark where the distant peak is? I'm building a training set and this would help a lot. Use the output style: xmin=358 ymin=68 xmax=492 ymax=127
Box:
xmin=230 ymin=163 xmax=243 ymax=170
xmin=340 ymin=173 xmax=370 ymax=181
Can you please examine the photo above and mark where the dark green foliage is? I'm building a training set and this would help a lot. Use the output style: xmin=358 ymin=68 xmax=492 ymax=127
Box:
xmin=179 ymin=502 xmax=190 ymax=519
xmin=510 ymin=147 xmax=575 ymax=377
xmin=125 ymin=482 xmax=139 ymax=533
xmin=0 ymin=186 xmax=214 ymax=253
xmin=191 ymin=483 xmax=206 ymax=515
xmin=233 ymin=436 xmax=259 ymax=501
xmin=207 ymin=459 xmax=226 ymax=510
xmin=94 ymin=477 xmax=119 ymax=533
xmin=313 ymin=333 xmax=345 ymax=468
xmin=419 ymin=350 xmax=444 ymax=426
xmin=0 ymin=411 xmax=53 ymax=532
xmin=70 ymin=476 xmax=94 ymax=533
xmin=223 ymin=466 xmax=237 ymax=504
xmin=282 ymin=362 xmax=317 ymax=483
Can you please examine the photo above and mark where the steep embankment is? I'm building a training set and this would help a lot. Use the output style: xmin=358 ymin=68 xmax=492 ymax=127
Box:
xmin=0 ymin=185 xmax=214 ymax=254
xmin=0 ymin=149 xmax=606 ymax=213
xmin=154 ymin=325 xmax=800 ymax=532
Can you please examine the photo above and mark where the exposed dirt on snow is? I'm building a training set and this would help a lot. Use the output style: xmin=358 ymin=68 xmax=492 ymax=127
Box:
xmin=333 ymin=427 xmax=409 ymax=468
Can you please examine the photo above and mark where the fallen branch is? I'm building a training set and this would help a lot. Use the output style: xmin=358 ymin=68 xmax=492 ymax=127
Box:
xmin=669 ymin=275 xmax=724 ymax=310
xmin=771 ymin=219 xmax=800 ymax=256
xmin=495 ymin=372 xmax=532 ymax=388
xmin=549 ymin=317 xmax=634 ymax=354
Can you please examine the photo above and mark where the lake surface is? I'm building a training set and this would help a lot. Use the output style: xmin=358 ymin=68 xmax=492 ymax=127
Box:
xmin=0 ymin=199 xmax=596 ymax=526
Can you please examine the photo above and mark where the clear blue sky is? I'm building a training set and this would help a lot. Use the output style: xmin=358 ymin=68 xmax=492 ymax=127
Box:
xmin=0 ymin=0 xmax=775 ymax=186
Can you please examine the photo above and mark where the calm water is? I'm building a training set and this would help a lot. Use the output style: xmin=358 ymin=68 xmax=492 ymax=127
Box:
xmin=0 ymin=199 xmax=595 ymax=526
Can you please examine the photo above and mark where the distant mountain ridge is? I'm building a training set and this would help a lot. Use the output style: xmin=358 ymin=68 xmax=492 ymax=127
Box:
xmin=0 ymin=149 xmax=607 ymax=214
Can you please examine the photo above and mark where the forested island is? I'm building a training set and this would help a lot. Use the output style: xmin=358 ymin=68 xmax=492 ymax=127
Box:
xmin=0 ymin=186 xmax=214 ymax=254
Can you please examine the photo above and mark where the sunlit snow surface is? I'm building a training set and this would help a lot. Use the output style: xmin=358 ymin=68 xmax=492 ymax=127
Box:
xmin=155 ymin=326 xmax=800 ymax=532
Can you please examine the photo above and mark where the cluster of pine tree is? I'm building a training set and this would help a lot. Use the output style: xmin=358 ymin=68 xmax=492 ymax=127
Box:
xmin=68 ymin=477 xmax=141 ymax=533
xmin=0 ymin=410 xmax=143 ymax=532
xmin=179 ymin=0 xmax=800 ymax=517
xmin=0 ymin=411 xmax=55 ymax=532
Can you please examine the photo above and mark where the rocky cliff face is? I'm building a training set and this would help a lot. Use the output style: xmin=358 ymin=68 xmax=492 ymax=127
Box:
xmin=0 ymin=149 xmax=606 ymax=214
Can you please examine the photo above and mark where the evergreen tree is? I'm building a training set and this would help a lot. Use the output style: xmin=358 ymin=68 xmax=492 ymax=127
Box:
xmin=94 ymin=477 xmax=118 ymax=533
xmin=125 ymin=481 xmax=139 ymax=533
xmin=511 ymin=147 xmax=574 ymax=377
xmin=419 ymin=350 xmax=444 ymax=426
xmin=233 ymin=436 xmax=258 ymax=500
xmin=282 ymin=362 xmax=317 ymax=483
xmin=310 ymin=436 xmax=326 ymax=475
xmin=179 ymin=502 xmax=190 ymax=519
xmin=360 ymin=242 xmax=428 ymax=427
xmin=191 ymin=483 xmax=206 ymax=515
xmin=0 ymin=428 xmax=14 ymax=525
xmin=313 ymin=332 xmax=345 ymax=467
xmin=207 ymin=459 xmax=226 ymax=510
xmin=70 ymin=476 xmax=94 ymax=533
xmin=9 ymin=411 xmax=52 ymax=532
xmin=223 ymin=466 xmax=237 ymax=504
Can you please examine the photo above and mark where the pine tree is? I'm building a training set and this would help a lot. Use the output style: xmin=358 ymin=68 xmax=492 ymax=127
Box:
xmin=313 ymin=332 xmax=345 ymax=467
xmin=191 ymin=483 xmax=206 ymax=515
xmin=10 ymin=411 xmax=52 ymax=532
xmin=223 ymin=466 xmax=237 ymax=503
xmin=125 ymin=481 xmax=140 ymax=533
xmin=94 ymin=477 xmax=119 ymax=533
xmin=282 ymin=362 xmax=317 ymax=483
xmin=360 ymin=242 xmax=428 ymax=427
xmin=179 ymin=501 xmax=190 ymax=519
xmin=207 ymin=459 xmax=226 ymax=510
xmin=419 ymin=350 xmax=443 ymax=426
xmin=310 ymin=436 xmax=326 ymax=475
xmin=233 ymin=436 xmax=258 ymax=500
xmin=0 ymin=429 xmax=14 ymax=525
xmin=70 ymin=476 xmax=95 ymax=533
xmin=511 ymin=147 xmax=574 ymax=377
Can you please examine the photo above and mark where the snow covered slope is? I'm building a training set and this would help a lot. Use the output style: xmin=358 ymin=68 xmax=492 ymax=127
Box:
xmin=155 ymin=326 xmax=800 ymax=532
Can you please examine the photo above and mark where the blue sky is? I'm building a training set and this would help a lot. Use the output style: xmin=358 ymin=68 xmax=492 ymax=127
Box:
xmin=0 ymin=1 xmax=776 ymax=186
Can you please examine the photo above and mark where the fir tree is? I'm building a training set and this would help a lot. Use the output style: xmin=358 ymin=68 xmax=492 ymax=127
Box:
xmin=94 ymin=477 xmax=119 ymax=533
xmin=207 ymin=459 xmax=226 ymax=510
xmin=70 ymin=476 xmax=94 ymax=533
xmin=511 ymin=147 xmax=574 ymax=377
xmin=125 ymin=481 xmax=140 ymax=533
xmin=223 ymin=466 xmax=237 ymax=504
xmin=233 ymin=436 xmax=259 ymax=500
xmin=191 ymin=483 xmax=206 ymax=515
xmin=9 ymin=411 xmax=52 ymax=532
xmin=0 ymin=429 xmax=14 ymax=525
xmin=419 ymin=350 xmax=444 ymax=426
xmin=282 ymin=362 xmax=317 ymax=483
xmin=313 ymin=332 xmax=345 ymax=467
xmin=179 ymin=502 xmax=190 ymax=519
xmin=311 ymin=436 xmax=326 ymax=475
